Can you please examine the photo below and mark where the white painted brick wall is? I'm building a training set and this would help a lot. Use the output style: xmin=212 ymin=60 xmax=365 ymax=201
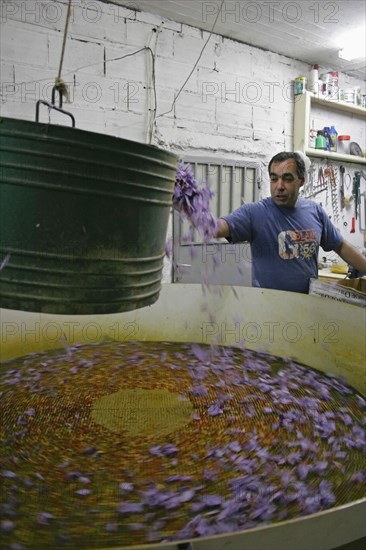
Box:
xmin=2 ymin=0 xmax=363 ymax=158
xmin=1 ymin=20 xmax=49 ymax=67
xmin=1 ymin=0 xmax=365 ymax=281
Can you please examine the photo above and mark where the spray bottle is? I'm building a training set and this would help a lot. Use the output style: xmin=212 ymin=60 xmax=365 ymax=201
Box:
xmin=323 ymin=127 xmax=332 ymax=151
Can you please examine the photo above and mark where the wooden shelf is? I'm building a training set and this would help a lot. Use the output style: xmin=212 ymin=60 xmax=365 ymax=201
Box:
xmin=311 ymin=95 xmax=366 ymax=116
xmin=293 ymin=91 xmax=366 ymax=165
xmin=305 ymin=148 xmax=366 ymax=165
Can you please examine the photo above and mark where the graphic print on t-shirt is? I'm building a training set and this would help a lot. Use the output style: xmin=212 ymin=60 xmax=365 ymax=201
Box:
xmin=278 ymin=229 xmax=317 ymax=260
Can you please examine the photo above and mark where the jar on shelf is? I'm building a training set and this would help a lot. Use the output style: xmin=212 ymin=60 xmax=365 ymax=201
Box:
xmin=338 ymin=135 xmax=351 ymax=155
xmin=294 ymin=76 xmax=306 ymax=95
xmin=343 ymin=89 xmax=355 ymax=104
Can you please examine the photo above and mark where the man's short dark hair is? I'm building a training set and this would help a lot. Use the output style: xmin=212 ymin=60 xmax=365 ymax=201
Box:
xmin=268 ymin=152 xmax=306 ymax=180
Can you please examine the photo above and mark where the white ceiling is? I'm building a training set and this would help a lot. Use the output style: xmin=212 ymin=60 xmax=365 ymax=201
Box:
xmin=105 ymin=0 xmax=366 ymax=80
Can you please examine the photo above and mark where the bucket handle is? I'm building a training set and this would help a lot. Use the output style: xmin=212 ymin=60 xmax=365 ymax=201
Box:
xmin=36 ymin=86 xmax=75 ymax=127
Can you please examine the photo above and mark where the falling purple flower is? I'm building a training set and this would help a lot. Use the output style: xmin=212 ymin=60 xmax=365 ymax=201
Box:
xmin=0 ymin=253 xmax=10 ymax=271
xmin=37 ymin=512 xmax=55 ymax=525
xmin=191 ymin=344 xmax=210 ymax=363
xmin=78 ymin=476 xmax=91 ymax=484
xmin=165 ymin=239 xmax=173 ymax=259
xmin=83 ymin=446 xmax=98 ymax=456
xmin=75 ymin=489 xmax=91 ymax=496
xmin=149 ymin=443 xmax=179 ymax=457
xmin=120 ymin=482 xmax=134 ymax=492
xmin=179 ymin=489 xmax=196 ymax=503
xmin=165 ymin=475 xmax=193 ymax=483
xmin=117 ymin=502 xmax=144 ymax=514
xmin=105 ymin=522 xmax=118 ymax=532
xmin=172 ymin=162 xmax=218 ymax=241
xmin=1 ymin=519 xmax=15 ymax=532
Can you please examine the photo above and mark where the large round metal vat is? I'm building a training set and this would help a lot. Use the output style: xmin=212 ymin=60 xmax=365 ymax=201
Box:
xmin=0 ymin=117 xmax=177 ymax=315
xmin=0 ymin=285 xmax=365 ymax=549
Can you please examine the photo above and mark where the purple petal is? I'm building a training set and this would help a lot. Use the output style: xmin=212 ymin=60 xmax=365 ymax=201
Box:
xmin=120 ymin=482 xmax=134 ymax=492
xmin=75 ymin=489 xmax=91 ymax=496
xmin=1 ymin=519 xmax=15 ymax=532
xmin=37 ymin=512 xmax=55 ymax=525
xmin=207 ymin=403 xmax=224 ymax=416
xmin=179 ymin=489 xmax=196 ymax=502
xmin=117 ymin=502 xmax=144 ymax=514
xmin=0 ymin=253 xmax=10 ymax=271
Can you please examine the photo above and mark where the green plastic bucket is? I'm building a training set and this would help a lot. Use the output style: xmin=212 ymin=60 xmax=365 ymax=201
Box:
xmin=0 ymin=117 xmax=177 ymax=314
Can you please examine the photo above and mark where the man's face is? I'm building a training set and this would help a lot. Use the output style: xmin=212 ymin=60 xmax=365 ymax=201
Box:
xmin=269 ymin=159 xmax=305 ymax=208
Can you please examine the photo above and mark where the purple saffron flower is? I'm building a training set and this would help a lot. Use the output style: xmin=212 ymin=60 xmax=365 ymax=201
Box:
xmin=297 ymin=463 xmax=312 ymax=480
xmin=117 ymin=502 xmax=144 ymax=514
xmin=120 ymin=482 xmax=134 ymax=492
xmin=149 ymin=443 xmax=179 ymax=457
xmin=173 ymin=162 xmax=218 ymax=241
xmin=75 ymin=489 xmax=91 ymax=496
xmin=0 ymin=254 xmax=10 ymax=271
xmin=228 ymin=441 xmax=241 ymax=453
xmin=207 ymin=402 xmax=224 ymax=416
xmin=350 ymin=472 xmax=365 ymax=483
xmin=191 ymin=385 xmax=208 ymax=397
xmin=105 ymin=522 xmax=118 ymax=532
xmin=191 ymin=344 xmax=210 ymax=363
xmin=1 ymin=519 xmax=15 ymax=532
xmin=37 ymin=512 xmax=55 ymax=525
xmin=1 ymin=470 xmax=17 ymax=479
xmin=165 ymin=239 xmax=173 ymax=259
xmin=179 ymin=489 xmax=196 ymax=503
xmin=165 ymin=475 xmax=193 ymax=483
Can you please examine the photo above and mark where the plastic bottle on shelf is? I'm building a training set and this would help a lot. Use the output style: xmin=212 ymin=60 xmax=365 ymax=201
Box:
xmin=329 ymin=126 xmax=338 ymax=152
xmin=323 ymin=127 xmax=332 ymax=151
xmin=328 ymin=71 xmax=339 ymax=100
xmin=315 ymin=131 xmax=327 ymax=150
xmin=307 ymin=64 xmax=319 ymax=95
xmin=338 ymin=135 xmax=351 ymax=155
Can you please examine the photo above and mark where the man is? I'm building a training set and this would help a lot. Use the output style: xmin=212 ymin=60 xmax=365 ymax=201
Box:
xmin=215 ymin=151 xmax=366 ymax=293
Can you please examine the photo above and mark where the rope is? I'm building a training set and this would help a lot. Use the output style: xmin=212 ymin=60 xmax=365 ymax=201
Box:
xmin=55 ymin=0 xmax=72 ymax=102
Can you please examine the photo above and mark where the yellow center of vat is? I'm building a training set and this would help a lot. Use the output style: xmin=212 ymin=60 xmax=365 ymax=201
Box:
xmin=91 ymin=388 xmax=194 ymax=436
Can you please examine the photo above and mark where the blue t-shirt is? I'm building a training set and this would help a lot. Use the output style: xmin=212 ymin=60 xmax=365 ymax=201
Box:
xmin=223 ymin=197 xmax=343 ymax=293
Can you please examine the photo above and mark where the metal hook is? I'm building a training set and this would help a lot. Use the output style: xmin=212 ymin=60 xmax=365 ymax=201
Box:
xmin=35 ymin=85 xmax=75 ymax=127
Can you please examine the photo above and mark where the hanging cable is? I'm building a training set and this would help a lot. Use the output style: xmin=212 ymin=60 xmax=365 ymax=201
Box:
xmin=145 ymin=25 xmax=162 ymax=143
xmin=156 ymin=0 xmax=224 ymax=119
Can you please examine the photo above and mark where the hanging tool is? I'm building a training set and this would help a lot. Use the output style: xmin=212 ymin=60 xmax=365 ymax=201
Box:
xmin=324 ymin=166 xmax=339 ymax=223
xmin=340 ymin=165 xmax=345 ymax=210
xmin=352 ymin=171 xmax=361 ymax=220
xmin=350 ymin=217 xmax=355 ymax=233
xmin=357 ymin=171 xmax=366 ymax=232
xmin=303 ymin=164 xmax=327 ymax=199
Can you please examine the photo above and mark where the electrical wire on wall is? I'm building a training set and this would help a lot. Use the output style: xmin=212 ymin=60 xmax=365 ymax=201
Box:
xmin=5 ymin=0 xmax=224 ymax=145
xmin=155 ymin=0 xmax=225 ymax=120
xmin=145 ymin=24 xmax=162 ymax=144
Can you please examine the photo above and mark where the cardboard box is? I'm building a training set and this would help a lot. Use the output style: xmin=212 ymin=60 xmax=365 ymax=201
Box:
xmin=309 ymin=278 xmax=366 ymax=307
xmin=337 ymin=278 xmax=366 ymax=295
